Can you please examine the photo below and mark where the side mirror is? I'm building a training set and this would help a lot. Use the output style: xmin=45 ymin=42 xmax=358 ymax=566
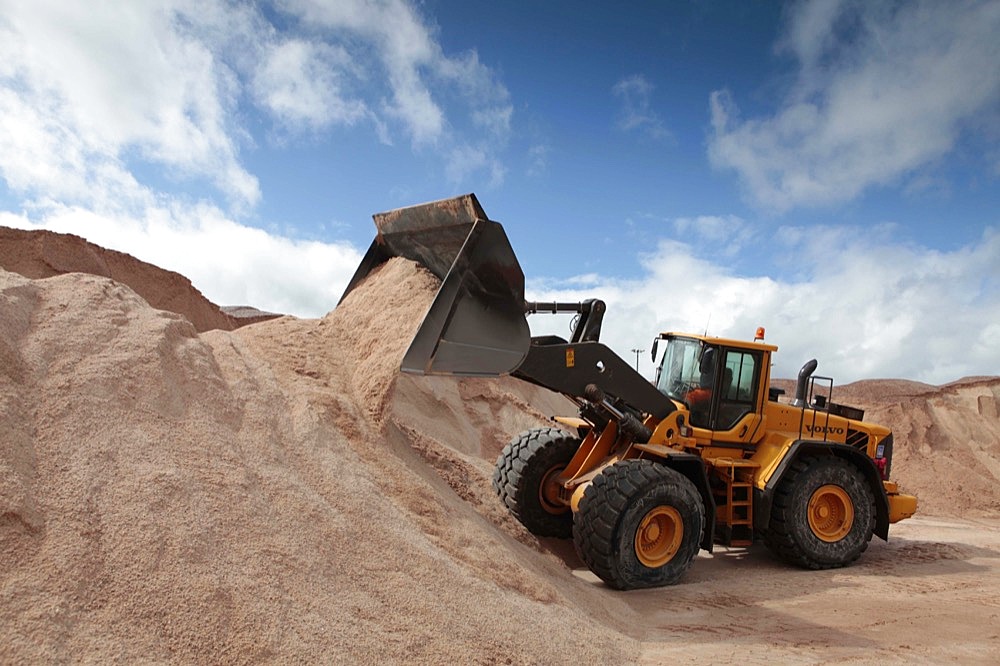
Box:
xmin=650 ymin=338 xmax=659 ymax=362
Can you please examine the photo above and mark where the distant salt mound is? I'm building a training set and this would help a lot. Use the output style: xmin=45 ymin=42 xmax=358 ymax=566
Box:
xmin=837 ymin=377 xmax=1000 ymax=517
xmin=0 ymin=226 xmax=278 ymax=331
xmin=220 ymin=304 xmax=282 ymax=324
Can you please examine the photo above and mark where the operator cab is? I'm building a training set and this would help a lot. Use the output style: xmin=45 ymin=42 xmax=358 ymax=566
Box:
xmin=652 ymin=333 xmax=774 ymax=432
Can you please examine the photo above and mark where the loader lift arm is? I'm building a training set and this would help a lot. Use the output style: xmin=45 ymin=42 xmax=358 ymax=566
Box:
xmin=524 ymin=300 xmax=605 ymax=343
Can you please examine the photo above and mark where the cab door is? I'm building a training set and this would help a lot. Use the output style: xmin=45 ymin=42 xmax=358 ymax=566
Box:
xmin=708 ymin=348 xmax=763 ymax=445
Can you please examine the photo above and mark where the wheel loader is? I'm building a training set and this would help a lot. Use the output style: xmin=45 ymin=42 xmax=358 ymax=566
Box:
xmin=341 ymin=194 xmax=918 ymax=590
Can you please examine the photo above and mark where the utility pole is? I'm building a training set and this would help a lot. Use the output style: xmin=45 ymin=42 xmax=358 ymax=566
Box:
xmin=630 ymin=348 xmax=645 ymax=372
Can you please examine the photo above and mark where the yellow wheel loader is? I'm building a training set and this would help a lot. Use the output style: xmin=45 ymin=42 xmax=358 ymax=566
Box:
xmin=341 ymin=194 xmax=918 ymax=590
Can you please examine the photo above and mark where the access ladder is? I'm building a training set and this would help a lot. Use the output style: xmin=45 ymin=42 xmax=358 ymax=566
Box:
xmin=711 ymin=458 xmax=760 ymax=547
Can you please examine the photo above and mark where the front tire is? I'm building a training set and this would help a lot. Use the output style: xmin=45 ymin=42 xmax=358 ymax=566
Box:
xmin=492 ymin=427 xmax=580 ymax=538
xmin=764 ymin=456 xmax=875 ymax=569
xmin=573 ymin=460 xmax=705 ymax=590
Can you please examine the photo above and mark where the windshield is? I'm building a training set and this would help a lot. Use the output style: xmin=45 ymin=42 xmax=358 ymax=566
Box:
xmin=655 ymin=337 xmax=705 ymax=403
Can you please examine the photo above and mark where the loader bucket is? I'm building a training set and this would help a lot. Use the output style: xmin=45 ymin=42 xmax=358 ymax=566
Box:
xmin=340 ymin=194 xmax=531 ymax=376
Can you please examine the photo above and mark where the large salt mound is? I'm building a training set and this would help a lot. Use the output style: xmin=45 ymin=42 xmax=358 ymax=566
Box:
xmin=0 ymin=260 xmax=636 ymax=663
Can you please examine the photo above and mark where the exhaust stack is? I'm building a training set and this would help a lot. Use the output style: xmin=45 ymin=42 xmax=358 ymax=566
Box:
xmin=790 ymin=359 xmax=819 ymax=407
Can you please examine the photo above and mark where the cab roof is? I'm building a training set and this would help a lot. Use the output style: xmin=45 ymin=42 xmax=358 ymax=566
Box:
xmin=659 ymin=331 xmax=778 ymax=353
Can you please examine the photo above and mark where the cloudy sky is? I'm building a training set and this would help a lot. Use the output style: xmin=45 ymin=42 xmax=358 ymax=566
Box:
xmin=1 ymin=0 xmax=997 ymax=384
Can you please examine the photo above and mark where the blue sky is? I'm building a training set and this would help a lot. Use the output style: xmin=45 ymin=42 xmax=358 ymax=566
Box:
xmin=1 ymin=0 xmax=998 ymax=384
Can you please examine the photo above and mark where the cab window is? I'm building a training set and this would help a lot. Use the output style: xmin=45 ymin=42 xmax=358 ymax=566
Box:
xmin=716 ymin=350 xmax=759 ymax=430
xmin=655 ymin=337 xmax=703 ymax=402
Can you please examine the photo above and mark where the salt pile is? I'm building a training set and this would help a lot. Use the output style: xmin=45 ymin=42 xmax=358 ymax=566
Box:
xmin=0 ymin=257 xmax=635 ymax=663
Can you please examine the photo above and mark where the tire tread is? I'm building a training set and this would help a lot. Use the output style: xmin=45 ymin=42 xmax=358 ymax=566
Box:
xmin=492 ymin=427 xmax=579 ymax=538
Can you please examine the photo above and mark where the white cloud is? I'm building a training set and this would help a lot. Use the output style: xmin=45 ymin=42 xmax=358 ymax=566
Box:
xmin=253 ymin=39 xmax=370 ymax=130
xmin=445 ymin=143 xmax=505 ymax=189
xmin=672 ymin=215 xmax=750 ymax=256
xmin=0 ymin=0 xmax=512 ymax=213
xmin=0 ymin=0 xmax=261 ymax=205
xmin=526 ymin=223 xmax=1000 ymax=385
xmin=613 ymin=74 xmax=669 ymax=140
xmin=526 ymin=144 xmax=550 ymax=178
xmin=0 ymin=0 xmax=514 ymax=319
xmin=278 ymin=0 xmax=512 ymax=165
xmin=708 ymin=0 xmax=1000 ymax=212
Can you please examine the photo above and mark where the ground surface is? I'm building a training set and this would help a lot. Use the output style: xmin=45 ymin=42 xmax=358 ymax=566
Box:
xmin=622 ymin=515 xmax=1000 ymax=663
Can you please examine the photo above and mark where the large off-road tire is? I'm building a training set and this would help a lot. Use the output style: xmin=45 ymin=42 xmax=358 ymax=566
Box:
xmin=492 ymin=427 xmax=581 ymax=538
xmin=573 ymin=460 xmax=705 ymax=590
xmin=764 ymin=455 xmax=875 ymax=569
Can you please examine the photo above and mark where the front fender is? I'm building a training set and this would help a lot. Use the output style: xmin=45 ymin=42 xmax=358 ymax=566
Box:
xmin=754 ymin=440 xmax=891 ymax=540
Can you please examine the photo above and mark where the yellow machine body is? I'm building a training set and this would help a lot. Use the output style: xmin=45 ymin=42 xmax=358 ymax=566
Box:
xmin=547 ymin=331 xmax=916 ymax=549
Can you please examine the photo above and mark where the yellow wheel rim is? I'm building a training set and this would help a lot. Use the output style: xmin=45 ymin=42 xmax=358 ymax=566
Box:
xmin=538 ymin=465 xmax=569 ymax=514
xmin=808 ymin=484 xmax=854 ymax=542
xmin=635 ymin=506 xmax=683 ymax=568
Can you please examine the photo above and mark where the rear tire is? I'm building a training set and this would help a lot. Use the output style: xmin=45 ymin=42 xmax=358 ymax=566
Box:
xmin=573 ymin=460 xmax=704 ymax=589
xmin=492 ymin=427 xmax=580 ymax=538
xmin=764 ymin=456 xmax=875 ymax=569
